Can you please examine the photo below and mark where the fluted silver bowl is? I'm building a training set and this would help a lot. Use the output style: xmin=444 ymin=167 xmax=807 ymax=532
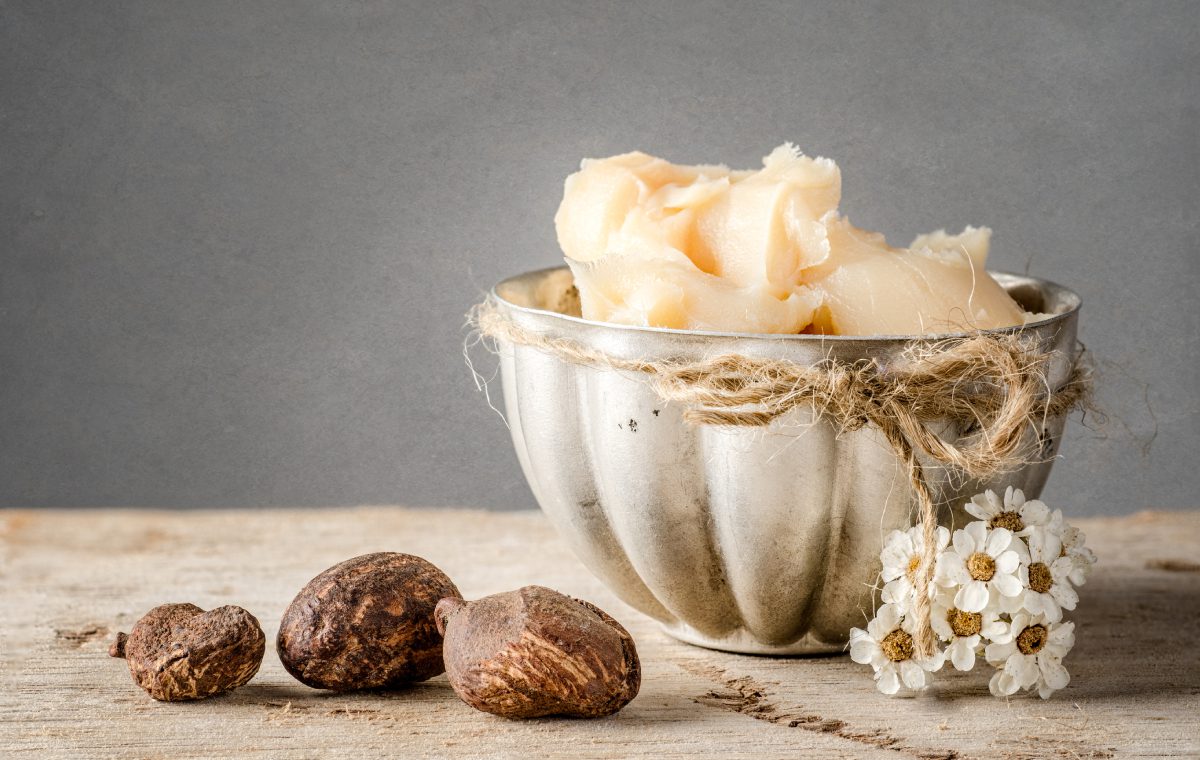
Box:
xmin=491 ymin=267 xmax=1081 ymax=654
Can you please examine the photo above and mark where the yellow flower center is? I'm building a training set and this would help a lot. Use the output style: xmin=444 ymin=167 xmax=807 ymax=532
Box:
xmin=1028 ymin=562 xmax=1054 ymax=594
xmin=881 ymin=629 xmax=914 ymax=662
xmin=967 ymin=552 xmax=996 ymax=581
xmin=947 ymin=608 xmax=983 ymax=638
xmin=905 ymin=555 xmax=921 ymax=583
xmin=989 ymin=511 xmax=1024 ymax=532
xmin=1016 ymin=624 xmax=1048 ymax=655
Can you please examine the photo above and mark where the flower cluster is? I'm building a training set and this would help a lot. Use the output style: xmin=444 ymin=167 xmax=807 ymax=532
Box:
xmin=850 ymin=487 xmax=1095 ymax=698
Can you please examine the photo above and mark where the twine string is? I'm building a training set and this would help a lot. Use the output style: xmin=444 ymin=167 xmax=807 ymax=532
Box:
xmin=472 ymin=301 xmax=1092 ymax=657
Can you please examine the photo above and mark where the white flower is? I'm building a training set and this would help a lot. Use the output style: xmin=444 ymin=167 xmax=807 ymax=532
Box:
xmin=1048 ymin=509 xmax=1097 ymax=585
xmin=849 ymin=603 xmax=945 ymax=694
xmin=930 ymin=588 xmax=1007 ymax=671
xmin=1010 ymin=526 xmax=1079 ymax=622
xmin=965 ymin=487 xmax=1052 ymax=536
xmin=1061 ymin=526 xmax=1096 ymax=585
xmin=935 ymin=521 xmax=1026 ymax=612
xmin=985 ymin=614 xmax=1074 ymax=699
xmin=880 ymin=525 xmax=950 ymax=611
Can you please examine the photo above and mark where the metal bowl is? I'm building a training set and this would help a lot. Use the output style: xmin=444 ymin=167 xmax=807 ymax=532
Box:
xmin=490 ymin=267 xmax=1081 ymax=654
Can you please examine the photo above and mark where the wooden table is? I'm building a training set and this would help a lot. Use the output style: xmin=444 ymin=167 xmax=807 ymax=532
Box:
xmin=2 ymin=507 xmax=1197 ymax=759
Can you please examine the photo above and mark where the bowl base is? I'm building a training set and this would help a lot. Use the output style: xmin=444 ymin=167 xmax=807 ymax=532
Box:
xmin=660 ymin=622 xmax=846 ymax=656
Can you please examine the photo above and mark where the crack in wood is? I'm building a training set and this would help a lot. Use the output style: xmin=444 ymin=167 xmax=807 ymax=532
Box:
xmin=1145 ymin=558 xmax=1200 ymax=573
xmin=994 ymin=734 xmax=1115 ymax=759
xmin=682 ymin=662 xmax=959 ymax=759
xmin=53 ymin=625 xmax=111 ymax=648
xmin=326 ymin=706 xmax=390 ymax=720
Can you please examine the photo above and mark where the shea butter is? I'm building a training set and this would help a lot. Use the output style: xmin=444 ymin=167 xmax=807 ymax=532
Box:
xmin=556 ymin=146 xmax=1028 ymax=335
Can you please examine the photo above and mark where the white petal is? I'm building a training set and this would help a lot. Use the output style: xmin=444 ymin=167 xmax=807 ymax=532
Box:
xmin=1004 ymin=486 xmax=1023 ymax=509
xmin=964 ymin=521 xmax=988 ymax=550
xmin=984 ymin=586 xmax=1004 ymax=610
xmin=1041 ymin=595 xmax=1063 ymax=623
xmin=880 ymin=533 xmax=913 ymax=576
xmin=1051 ymin=556 xmax=1075 ymax=578
xmin=988 ymin=670 xmax=1011 ymax=697
xmin=1039 ymin=654 xmax=1070 ymax=690
xmin=1026 ymin=528 xmax=1047 ymax=560
xmin=931 ymin=613 xmax=953 ymax=641
xmin=1009 ymin=536 xmax=1030 ymax=564
xmin=1015 ymin=654 xmax=1041 ymax=687
xmin=968 ymin=491 xmax=991 ymax=514
xmin=1029 ymin=528 xmax=1061 ymax=561
xmin=960 ymin=497 xmax=988 ymax=521
xmin=876 ymin=667 xmax=901 ymax=695
xmin=899 ymin=659 xmax=926 ymax=689
xmin=934 ymin=526 xmax=951 ymax=551
xmin=982 ymin=618 xmax=1009 ymax=639
xmin=882 ymin=579 xmax=912 ymax=606
xmin=1048 ymin=621 xmax=1076 ymax=651
xmin=1049 ymin=507 xmax=1065 ymax=526
xmin=867 ymin=615 xmax=890 ymax=641
xmin=985 ymin=640 xmax=1016 ymax=663
xmin=999 ymin=671 xmax=1021 ymax=696
xmin=875 ymin=603 xmax=901 ymax=632
xmin=985 ymin=527 xmax=1013 ymax=556
xmin=1043 ymin=530 xmax=1063 ymax=558
xmin=984 ymin=489 xmax=1003 ymax=512
xmin=965 ymin=502 xmax=989 ymax=521
xmin=950 ymin=639 xmax=976 ymax=671
xmin=995 ymin=549 xmax=1020 ymax=574
xmin=1000 ymin=592 xmax=1025 ymax=614
xmin=1003 ymin=653 xmax=1028 ymax=681
xmin=953 ymin=527 xmax=976 ymax=558
xmin=935 ymin=552 xmax=969 ymax=587
xmin=1074 ymin=529 xmax=1091 ymax=550
xmin=1051 ymin=582 xmax=1079 ymax=611
xmin=988 ymin=622 xmax=1016 ymax=647
xmin=850 ymin=639 xmax=878 ymax=665
xmin=956 ymin=580 xmax=990 ymax=612
xmin=1023 ymin=591 xmax=1046 ymax=617
xmin=992 ymin=571 xmax=1023 ymax=598
xmin=921 ymin=648 xmax=946 ymax=672
xmin=1021 ymin=499 xmax=1050 ymax=526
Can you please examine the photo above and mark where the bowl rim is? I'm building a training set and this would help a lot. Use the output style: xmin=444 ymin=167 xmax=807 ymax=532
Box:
xmin=490 ymin=266 xmax=1082 ymax=343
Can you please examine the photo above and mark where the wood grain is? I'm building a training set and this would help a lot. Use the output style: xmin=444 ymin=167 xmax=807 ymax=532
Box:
xmin=1 ymin=507 xmax=1197 ymax=759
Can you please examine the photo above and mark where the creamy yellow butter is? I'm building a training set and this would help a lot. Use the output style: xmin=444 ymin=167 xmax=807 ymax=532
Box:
xmin=555 ymin=145 xmax=1027 ymax=335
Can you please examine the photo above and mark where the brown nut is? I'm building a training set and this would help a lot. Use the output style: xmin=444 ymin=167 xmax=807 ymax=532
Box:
xmin=109 ymin=603 xmax=265 ymax=701
xmin=435 ymin=585 xmax=640 ymax=719
xmin=277 ymin=552 xmax=461 ymax=691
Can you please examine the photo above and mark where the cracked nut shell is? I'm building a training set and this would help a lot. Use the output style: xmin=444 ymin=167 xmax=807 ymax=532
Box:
xmin=435 ymin=585 xmax=640 ymax=719
xmin=109 ymin=603 xmax=265 ymax=701
xmin=277 ymin=552 xmax=461 ymax=691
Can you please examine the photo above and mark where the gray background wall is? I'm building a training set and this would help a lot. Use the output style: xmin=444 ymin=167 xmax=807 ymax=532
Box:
xmin=2 ymin=1 xmax=1196 ymax=515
